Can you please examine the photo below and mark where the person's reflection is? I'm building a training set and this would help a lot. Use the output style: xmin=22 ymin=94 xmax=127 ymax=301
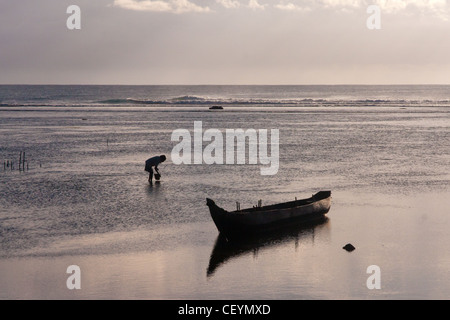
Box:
xmin=146 ymin=181 xmax=162 ymax=196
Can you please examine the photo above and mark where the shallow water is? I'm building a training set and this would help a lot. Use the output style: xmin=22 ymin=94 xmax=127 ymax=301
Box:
xmin=0 ymin=100 xmax=449 ymax=299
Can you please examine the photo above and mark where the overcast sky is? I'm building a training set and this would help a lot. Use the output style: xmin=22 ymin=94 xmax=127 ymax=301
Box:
xmin=1 ymin=0 xmax=450 ymax=84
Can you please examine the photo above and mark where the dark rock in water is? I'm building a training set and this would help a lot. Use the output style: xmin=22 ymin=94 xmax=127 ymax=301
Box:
xmin=343 ymin=243 xmax=355 ymax=252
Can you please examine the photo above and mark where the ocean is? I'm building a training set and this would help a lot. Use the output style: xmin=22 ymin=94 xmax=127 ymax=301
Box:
xmin=0 ymin=85 xmax=449 ymax=299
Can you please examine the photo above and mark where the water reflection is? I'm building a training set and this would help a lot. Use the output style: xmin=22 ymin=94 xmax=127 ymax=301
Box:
xmin=146 ymin=182 xmax=162 ymax=195
xmin=207 ymin=217 xmax=330 ymax=277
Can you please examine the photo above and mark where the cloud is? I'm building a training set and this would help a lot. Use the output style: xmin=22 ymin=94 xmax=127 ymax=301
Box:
xmin=274 ymin=2 xmax=310 ymax=11
xmin=113 ymin=0 xmax=210 ymax=13
xmin=112 ymin=0 xmax=450 ymax=19
xmin=313 ymin=0 xmax=448 ymax=11
xmin=216 ymin=0 xmax=266 ymax=10
xmin=248 ymin=0 xmax=267 ymax=10
xmin=322 ymin=0 xmax=449 ymax=14
xmin=216 ymin=0 xmax=241 ymax=9
xmin=319 ymin=0 xmax=360 ymax=8
xmin=273 ymin=0 xmax=449 ymax=19
xmin=374 ymin=0 xmax=448 ymax=14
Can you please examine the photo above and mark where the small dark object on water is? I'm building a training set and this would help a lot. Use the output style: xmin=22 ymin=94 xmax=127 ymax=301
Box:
xmin=82 ymin=118 xmax=88 ymax=120
xmin=343 ymin=243 xmax=355 ymax=252
xmin=209 ymin=106 xmax=223 ymax=110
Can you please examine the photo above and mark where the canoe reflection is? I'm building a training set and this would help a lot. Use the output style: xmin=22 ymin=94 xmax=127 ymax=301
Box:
xmin=207 ymin=217 xmax=330 ymax=277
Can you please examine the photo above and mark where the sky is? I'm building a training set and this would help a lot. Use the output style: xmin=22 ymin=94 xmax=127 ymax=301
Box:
xmin=1 ymin=0 xmax=450 ymax=84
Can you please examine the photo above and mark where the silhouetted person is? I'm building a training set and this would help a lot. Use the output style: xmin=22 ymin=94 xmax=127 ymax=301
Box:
xmin=145 ymin=155 xmax=166 ymax=184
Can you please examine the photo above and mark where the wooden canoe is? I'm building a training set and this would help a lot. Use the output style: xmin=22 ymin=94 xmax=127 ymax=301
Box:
xmin=206 ymin=191 xmax=331 ymax=239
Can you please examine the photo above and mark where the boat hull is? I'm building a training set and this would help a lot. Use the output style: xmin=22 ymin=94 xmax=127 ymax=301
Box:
xmin=206 ymin=191 xmax=331 ymax=239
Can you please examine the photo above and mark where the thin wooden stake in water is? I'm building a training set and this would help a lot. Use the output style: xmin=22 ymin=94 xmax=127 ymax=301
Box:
xmin=19 ymin=152 xmax=22 ymax=171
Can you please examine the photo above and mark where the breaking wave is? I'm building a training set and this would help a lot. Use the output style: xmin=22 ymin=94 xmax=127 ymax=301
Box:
xmin=93 ymin=96 xmax=450 ymax=107
xmin=93 ymin=95 xmax=450 ymax=106
xmin=2 ymin=96 xmax=450 ymax=108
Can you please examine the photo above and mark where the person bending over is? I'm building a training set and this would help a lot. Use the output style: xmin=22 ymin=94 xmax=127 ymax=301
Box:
xmin=145 ymin=155 xmax=166 ymax=184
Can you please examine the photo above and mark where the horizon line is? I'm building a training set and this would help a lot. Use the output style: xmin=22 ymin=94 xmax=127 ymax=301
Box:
xmin=1 ymin=83 xmax=450 ymax=86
